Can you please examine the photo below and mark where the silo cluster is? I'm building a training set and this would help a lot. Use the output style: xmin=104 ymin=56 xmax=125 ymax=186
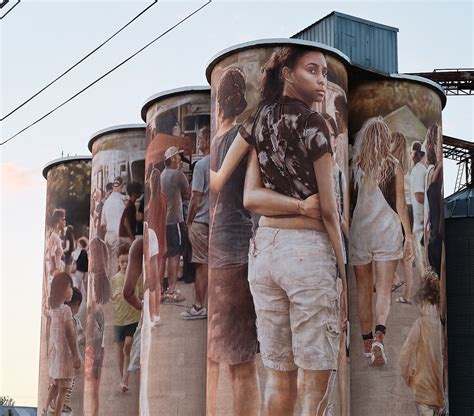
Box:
xmin=38 ymin=26 xmax=447 ymax=416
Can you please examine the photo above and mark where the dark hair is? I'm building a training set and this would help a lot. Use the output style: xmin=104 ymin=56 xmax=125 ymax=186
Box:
xmin=105 ymin=182 xmax=114 ymax=192
xmin=217 ymin=67 xmax=247 ymax=120
xmin=261 ymin=46 xmax=311 ymax=103
xmin=49 ymin=272 xmax=73 ymax=309
xmin=65 ymin=225 xmax=74 ymax=239
xmin=415 ymin=269 xmax=440 ymax=306
xmin=118 ymin=242 xmax=131 ymax=257
xmin=164 ymin=158 xmax=173 ymax=167
xmin=78 ymin=237 xmax=88 ymax=248
xmin=126 ymin=182 xmax=142 ymax=197
xmin=425 ymin=123 xmax=441 ymax=166
xmin=66 ymin=287 xmax=83 ymax=307
xmin=411 ymin=141 xmax=425 ymax=165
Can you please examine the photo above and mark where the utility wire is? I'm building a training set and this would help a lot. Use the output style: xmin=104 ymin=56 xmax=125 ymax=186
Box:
xmin=0 ymin=1 xmax=212 ymax=146
xmin=0 ymin=0 xmax=158 ymax=121
xmin=0 ymin=0 xmax=20 ymax=20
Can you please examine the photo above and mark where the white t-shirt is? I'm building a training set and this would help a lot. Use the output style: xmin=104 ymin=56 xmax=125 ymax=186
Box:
xmin=101 ymin=191 xmax=125 ymax=233
xmin=410 ymin=162 xmax=427 ymax=234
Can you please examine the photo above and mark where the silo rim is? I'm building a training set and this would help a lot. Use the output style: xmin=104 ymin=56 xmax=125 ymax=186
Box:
xmin=141 ymin=86 xmax=211 ymax=122
xmin=88 ymin=123 xmax=146 ymax=152
xmin=205 ymin=38 xmax=352 ymax=83
xmin=390 ymin=73 xmax=447 ymax=108
xmin=42 ymin=155 xmax=92 ymax=180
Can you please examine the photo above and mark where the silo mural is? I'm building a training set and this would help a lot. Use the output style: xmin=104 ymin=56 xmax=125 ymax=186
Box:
xmin=348 ymin=78 xmax=448 ymax=415
xmin=140 ymin=87 xmax=210 ymax=415
xmin=206 ymin=39 xmax=350 ymax=415
xmin=38 ymin=156 xmax=91 ymax=416
xmin=83 ymin=125 xmax=146 ymax=416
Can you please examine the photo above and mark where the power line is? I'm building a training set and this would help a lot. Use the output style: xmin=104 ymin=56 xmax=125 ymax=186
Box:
xmin=0 ymin=0 xmax=20 ymax=20
xmin=0 ymin=0 xmax=212 ymax=146
xmin=0 ymin=0 xmax=158 ymax=121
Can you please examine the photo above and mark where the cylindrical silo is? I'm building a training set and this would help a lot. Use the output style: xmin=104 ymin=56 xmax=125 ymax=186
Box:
xmin=38 ymin=156 xmax=92 ymax=416
xmin=206 ymin=39 xmax=350 ymax=416
xmin=84 ymin=125 xmax=146 ymax=416
xmin=348 ymin=75 xmax=447 ymax=415
xmin=140 ymin=87 xmax=210 ymax=416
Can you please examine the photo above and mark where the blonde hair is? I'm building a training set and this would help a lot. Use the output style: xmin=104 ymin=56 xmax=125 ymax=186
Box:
xmin=353 ymin=117 xmax=397 ymax=187
xmin=390 ymin=132 xmax=410 ymax=175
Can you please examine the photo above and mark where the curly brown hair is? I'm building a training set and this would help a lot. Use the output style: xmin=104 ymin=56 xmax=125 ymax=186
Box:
xmin=216 ymin=67 xmax=247 ymax=120
xmin=414 ymin=268 xmax=440 ymax=306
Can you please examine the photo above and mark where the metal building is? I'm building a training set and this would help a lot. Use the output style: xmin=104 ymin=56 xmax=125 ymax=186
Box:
xmin=292 ymin=11 xmax=399 ymax=74
xmin=444 ymin=186 xmax=474 ymax=416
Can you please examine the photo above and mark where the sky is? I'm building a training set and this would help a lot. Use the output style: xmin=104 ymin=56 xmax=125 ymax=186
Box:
xmin=1 ymin=0 xmax=473 ymax=407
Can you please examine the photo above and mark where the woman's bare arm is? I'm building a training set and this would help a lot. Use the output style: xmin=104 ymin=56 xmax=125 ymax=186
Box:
xmin=210 ymin=133 xmax=251 ymax=193
xmin=395 ymin=167 xmax=414 ymax=260
xmin=123 ymin=237 xmax=143 ymax=311
xmin=243 ymin=148 xmax=321 ymax=219
xmin=314 ymin=155 xmax=346 ymax=280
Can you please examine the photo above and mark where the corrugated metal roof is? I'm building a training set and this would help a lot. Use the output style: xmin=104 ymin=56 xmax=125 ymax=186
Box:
xmin=292 ymin=11 xmax=399 ymax=74
xmin=445 ymin=185 xmax=474 ymax=218
xmin=0 ymin=406 xmax=37 ymax=416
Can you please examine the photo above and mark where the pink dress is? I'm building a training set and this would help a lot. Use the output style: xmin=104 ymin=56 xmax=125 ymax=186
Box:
xmin=48 ymin=304 xmax=75 ymax=379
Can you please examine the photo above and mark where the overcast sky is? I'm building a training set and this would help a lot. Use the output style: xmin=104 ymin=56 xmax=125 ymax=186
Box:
xmin=1 ymin=0 xmax=473 ymax=406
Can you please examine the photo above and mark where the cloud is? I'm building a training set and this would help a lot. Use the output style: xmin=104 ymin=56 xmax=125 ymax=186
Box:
xmin=0 ymin=162 xmax=43 ymax=193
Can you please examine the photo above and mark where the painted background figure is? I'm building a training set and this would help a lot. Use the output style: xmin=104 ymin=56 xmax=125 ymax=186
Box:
xmin=348 ymin=79 xmax=447 ymax=415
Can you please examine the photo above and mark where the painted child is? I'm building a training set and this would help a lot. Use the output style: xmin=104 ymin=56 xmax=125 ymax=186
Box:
xmin=400 ymin=270 xmax=445 ymax=415
xmin=42 ymin=272 xmax=81 ymax=416
xmin=111 ymin=244 xmax=142 ymax=393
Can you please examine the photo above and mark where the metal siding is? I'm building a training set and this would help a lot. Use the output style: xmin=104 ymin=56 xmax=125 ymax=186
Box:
xmin=293 ymin=13 xmax=398 ymax=73
xmin=446 ymin=218 xmax=474 ymax=416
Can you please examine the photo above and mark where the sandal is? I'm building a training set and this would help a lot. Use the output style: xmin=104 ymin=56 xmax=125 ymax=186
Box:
xmin=119 ymin=382 xmax=129 ymax=393
xmin=395 ymin=296 xmax=412 ymax=304
xmin=163 ymin=289 xmax=186 ymax=303
xmin=391 ymin=281 xmax=405 ymax=292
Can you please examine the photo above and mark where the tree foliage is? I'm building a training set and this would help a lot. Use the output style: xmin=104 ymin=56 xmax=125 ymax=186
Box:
xmin=0 ymin=395 xmax=15 ymax=406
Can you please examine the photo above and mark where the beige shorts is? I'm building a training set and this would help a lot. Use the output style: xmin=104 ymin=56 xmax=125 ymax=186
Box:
xmin=189 ymin=222 xmax=209 ymax=264
xmin=248 ymin=227 xmax=339 ymax=371
xmin=349 ymin=229 xmax=403 ymax=265
xmin=51 ymin=377 xmax=74 ymax=389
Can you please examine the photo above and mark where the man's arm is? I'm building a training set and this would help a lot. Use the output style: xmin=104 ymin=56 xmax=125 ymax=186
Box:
xmin=187 ymin=191 xmax=203 ymax=226
xmin=179 ymin=171 xmax=191 ymax=200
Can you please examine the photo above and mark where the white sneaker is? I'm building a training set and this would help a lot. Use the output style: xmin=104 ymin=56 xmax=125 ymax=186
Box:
xmin=179 ymin=305 xmax=207 ymax=320
xmin=152 ymin=315 xmax=161 ymax=328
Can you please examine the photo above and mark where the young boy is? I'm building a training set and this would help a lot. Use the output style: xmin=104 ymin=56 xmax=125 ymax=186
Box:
xmin=111 ymin=244 xmax=142 ymax=392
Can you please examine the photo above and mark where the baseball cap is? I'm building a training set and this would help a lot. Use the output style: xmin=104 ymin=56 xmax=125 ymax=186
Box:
xmin=164 ymin=146 xmax=180 ymax=160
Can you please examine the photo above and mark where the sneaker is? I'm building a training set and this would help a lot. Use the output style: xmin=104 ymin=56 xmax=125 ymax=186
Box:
xmin=363 ymin=338 xmax=373 ymax=358
xmin=152 ymin=315 xmax=161 ymax=328
xmin=371 ymin=331 xmax=387 ymax=366
xmin=179 ymin=305 xmax=207 ymax=320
